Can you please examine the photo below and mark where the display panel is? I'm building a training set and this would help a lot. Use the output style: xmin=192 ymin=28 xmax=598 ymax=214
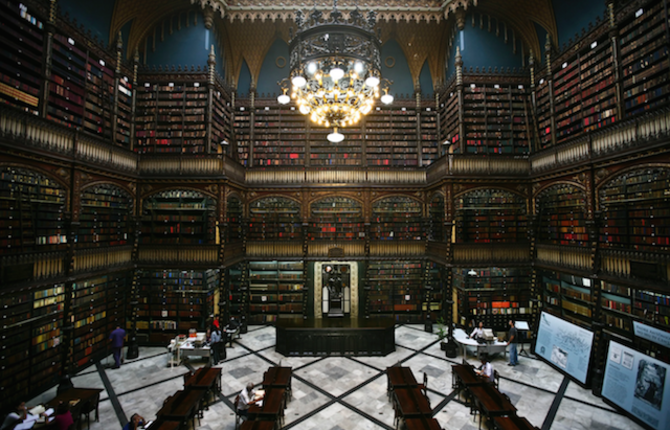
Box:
xmin=534 ymin=311 xmax=594 ymax=384
xmin=602 ymin=340 xmax=670 ymax=430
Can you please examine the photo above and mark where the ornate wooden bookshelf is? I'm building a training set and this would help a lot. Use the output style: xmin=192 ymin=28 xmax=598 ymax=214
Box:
xmin=226 ymin=195 xmax=244 ymax=242
xmin=428 ymin=194 xmax=446 ymax=242
xmin=226 ymin=262 xmax=247 ymax=321
xmin=371 ymin=196 xmax=423 ymax=241
xmin=366 ymin=261 xmax=424 ymax=323
xmin=455 ymin=267 xmax=531 ymax=330
xmin=536 ymin=184 xmax=588 ymax=246
xmin=0 ymin=0 xmax=43 ymax=114
xmin=248 ymin=197 xmax=302 ymax=241
xmin=308 ymin=197 xmax=363 ymax=241
xmin=541 ymin=270 xmax=593 ymax=327
xmin=78 ymin=184 xmax=133 ymax=247
xmin=248 ymin=260 xmax=304 ymax=323
xmin=136 ymin=269 xmax=218 ymax=344
xmin=141 ymin=190 xmax=216 ymax=246
xmin=454 ymin=189 xmax=528 ymax=243
xmin=598 ymin=167 xmax=670 ymax=252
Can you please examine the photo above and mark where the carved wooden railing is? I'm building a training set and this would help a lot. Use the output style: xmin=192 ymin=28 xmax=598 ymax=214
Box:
xmin=600 ymin=249 xmax=670 ymax=279
xmin=369 ymin=241 xmax=426 ymax=257
xmin=138 ymin=246 xmax=219 ymax=265
xmin=452 ymin=243 xmax=531 ymax=264
xmin=306 ymin=241 xmax=366 ymax=258
xmin=0 ymin=250 xmax=66 ymax=282
xmin=73 ymin=246 xmax=133 ymax=273
xmin=245 ymin=168 xmax=427 ymax=185
xmin=246 ymin=241 xmax=303 ymax=258
xmin=535 ymin=244 xmax=592 ymax=271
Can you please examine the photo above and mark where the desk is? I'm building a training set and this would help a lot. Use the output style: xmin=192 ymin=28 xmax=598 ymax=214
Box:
xmin=184 ymin=367 xmax=222 ymax=408
xmin=453 ymin=328 xmax=507 ymax=359
xmin=392 ymin=387 xmax=432 ymax=418
xmin=451 ymin=364 xmax=487 ymax=391
xmin=247 ymin=388 xmax=286 ymax=428
xmin=168 ymin=335 xmax=211 ymax=367
xmin=404 ymin=417 xmax=443 ymax=430
xmin=493 ymin=415 xmax=539 ymax=430
xmin=262 ymin=367 xmax=292 ymax=400
xmin=239 ymin=421 xmax=276 ymax=430
xmin=469 ymin=385 xmax=516 ymax=429
xmin=156 ymin=389 xmax=205 ymax=430
xmin=46 ymin=388 xmax=103 ymax=430
xmin=387 ymin=366 xmax=419 ymax=389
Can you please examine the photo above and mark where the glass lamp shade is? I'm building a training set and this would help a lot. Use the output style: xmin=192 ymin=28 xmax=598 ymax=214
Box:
xmin=277 ymin=93 xmax=291 ymax=104
xmin=327 ymin=128 xmax=345 ymax=143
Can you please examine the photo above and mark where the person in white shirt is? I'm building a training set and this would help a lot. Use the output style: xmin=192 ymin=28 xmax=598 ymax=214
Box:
xmin=469 ymin=321 xmax=485 ymax=340
xmin=476 ymin=355 xmax=495 ymax=383
xmin=1 ymin=402 xmax=27 ymax=430
xmin=236 ymin=383 xmax=262 ymax=419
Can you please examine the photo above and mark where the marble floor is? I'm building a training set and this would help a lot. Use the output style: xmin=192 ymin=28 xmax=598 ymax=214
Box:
xmin=28 ymin=325 xmax=643 ymax=430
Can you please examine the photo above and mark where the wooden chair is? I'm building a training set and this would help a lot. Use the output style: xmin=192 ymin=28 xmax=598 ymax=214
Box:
xmin=234 ymin=395 xmax=243 ymax=430
xmin=493 ymin=369 xmax=500 ymax=390
xmin=418 ymin=372 xmax=429 ymax=397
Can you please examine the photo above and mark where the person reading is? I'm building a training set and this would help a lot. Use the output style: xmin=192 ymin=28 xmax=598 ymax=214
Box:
xmin=469 ymin=321 xmax=485 ymax=343
xmin=475 ymin=355 xmax=494 ymax=383
xmin=236 ymin=383 xmax=263 ymax=419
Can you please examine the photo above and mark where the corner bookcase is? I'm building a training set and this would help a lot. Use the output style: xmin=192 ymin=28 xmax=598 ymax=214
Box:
xmin=248 ymin=197 xmax=302 ymax=241
xmin=366 ymin=260 xmax=424 ymax=323
xmin=540 ymin=270 xmax=593 ymax=327
xmin=248 ymin=260 xmax=305 ymax=323
xmin=536 ymin=184 xmax=588 ymax=246
xmin=78 ymin=184 xmax=133 ymax=247
xmin=371 ymin=197 xmax=423 ymax=241
xmin=455 ymin=267 xmax=532 ymax=330
xmin=454 ymin=189 xmax=528 ymax=243
xmin=136 ymin=269 xmax=218 ymax=344
xmin=141 ymin=190 xmax=216 ymax=245
xmin=308 ymin=197 xmax=364 ymax=241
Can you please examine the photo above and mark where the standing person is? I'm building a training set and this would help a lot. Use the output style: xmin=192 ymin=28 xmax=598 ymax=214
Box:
xmin=210 ymin=325 xmax=222 ymax=365
xmin=507 ymin=320 xmax=518 ymax=366
xmin=109 ymin=325 xmax=127 ymax=369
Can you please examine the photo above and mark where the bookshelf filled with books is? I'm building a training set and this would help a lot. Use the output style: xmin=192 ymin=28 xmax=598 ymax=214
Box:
xmin=0 ymin=167 xmax=67 ymax=254
xmin=0 ymin=0 xmax=43 ymax=114
xmin=47 ymin=32 xmax=86 ymax=130
xmin=536 ymin=184 xmax=588 ymax=246
xmin=364 ymin=105 xmax=420 ymax=167
xmin=227 ymin=262 xmax=247 ymax=321
xmin=233 ymin=105 xmax=251 ymax=165
xmin=428 ymin=194 xmax=446 ymax=243
xmin=371 ymin=196 xmax=423 ymax=241
xmin=308 ymin=197 xmax=364 ymax=241
xmin=116 ymin=76 xmax=133 ymax=147
xmin=226 ymin=195 xmax=244 ymax=242
xmin=619 ymin=0 xmax=670 ymax=117
xmin=248 ymin=260 xmax=305 ymax=323
xmin=440 ymin=89 xmax=460 ymax=152
xmin=78 ymin=184 xmax=133 ymax=247
xmin=141 ymin=189 xmax=216 ymax=245
xmin=535 ymin=76 xmax=552 ymax=149
xmin=579 ymin=34 xmax=616 ymax=133
xmin=310 ymin=125 xmax=364 ymax=167
xmin=540 ymin=270 xmax=593 ymax=326
xmin=366 ymin=261 xmax=424 ymax=323
xmin=248 ymin=196 xmax=302 ymax=241
xmin=454 ymin=189 xmax=528 ymax=243
xmin=252 ymin=104 xmax=306 ymax=166
xmin=462 ymin=82 xmax=530 ymax=155
xmin=455 ymin=267 xmax=531 ymax=330
xmin=135 ymin=79 xmax=209 ymax=153
xmin=420 ymin=104 xmax=439 ymax=165
xmin=424 ymin=261 xmax=446 ymax=319
xmin=0 ymin=283 xmax=66 ymax=406
xmin=598 ymin=167 xmax=670 ymax=252
xmin=136 ymin=269 xmax=218 ymax=344
xmin=71 ymin=273 xmax=128 ymax=368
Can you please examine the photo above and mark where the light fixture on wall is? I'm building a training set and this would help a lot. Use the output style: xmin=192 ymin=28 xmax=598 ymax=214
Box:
xmin=278 ymin=1 xmax=393 ymax=143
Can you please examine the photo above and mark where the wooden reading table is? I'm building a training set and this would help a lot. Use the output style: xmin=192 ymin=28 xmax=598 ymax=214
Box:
xmin=46 ymin=388 xmax=103 ymax=430
xmin=404 ymin=417 xmax=443 ymax=430
xmin=392 ymin=387 xmax=432 ymax=419
xmin=247 ymin=388 xmax=286 ymax=429
xmin=184 ymin=367 xmax=222 ymax=409
xmin=469 ymin=384 xmax=516 ymax=429
xmin=239 ymin=420 xmax=277 ymax=430
xmin=262 ymin=366 xmax=292 ymax=400
xmin=145 ymin=418 xmax=182 ymax=430
xmin=493 ymin=415 xmax=539 ymax=430
xmin=387 ymin=366 xmax=419 ymax=389
xmin=156 ymin=389 xmax=205 ymax=430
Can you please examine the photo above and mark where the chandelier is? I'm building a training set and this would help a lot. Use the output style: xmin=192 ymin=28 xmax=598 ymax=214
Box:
xmin=278 ymin=1 xmax=393 ymax=143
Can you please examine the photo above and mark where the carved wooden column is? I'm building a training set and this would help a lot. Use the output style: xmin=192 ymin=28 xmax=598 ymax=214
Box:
xmin=111 ymin=32 xmax=122 ymax=144
xmin=248 ymin=87 xmax=256 ymax=166
xmin=39 ymin=0 xmax=57 ymax=118
xmin=125 ymin=181 xmax=142 ymax=360
xmin=455 ymin=47 xmax=465 ymax=154
xmin=607 ymin=0 xmax=624 ymax=122
xmin=416 ymin=90 xmax=423 ymax=167
xmin=206 ymin=45 xmax=216 ymax=154
xmin=443 ymin=183 xmax=457 ymax=357
xmin=545 ymin=35 xmax=557 ymax=147
xmin=130 ymin=49 xmax=139 ymax=151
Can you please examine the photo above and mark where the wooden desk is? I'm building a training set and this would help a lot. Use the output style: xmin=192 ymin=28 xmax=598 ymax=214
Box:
xmin=393 ymin=387 xmax=432 ymax=418
xmin=46 ymin=388 xmax=103 ymax=430
xmin=239 ymin=420 xmax=276 ymax=430
xmin=404 ymin=417 xmax=442 ymax=430
xmin=247 ymin=388 xmax=286 ymax=428
xmin=184 ymin=367 xmax=222 ymax=408
xmin=262 ymin=367 xmax=292 ymax=392
xmin=451 ymin=364 xmax=485 ymax=389
xmin=493 ymin=415 xmax=539 ymax=430
xmin=387 ymin=367 xmax=419 ymax=389
xmin=469 ymin=385 xmax=516 ymax=429
xmin=156 ymin=389 xmax=205 ymax=430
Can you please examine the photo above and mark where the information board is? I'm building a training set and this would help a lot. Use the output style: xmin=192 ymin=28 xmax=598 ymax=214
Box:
xmin=602 ymin=340 xmax=670 ymax=430
xmin=533 ymin=311 xmax=594 ymax=384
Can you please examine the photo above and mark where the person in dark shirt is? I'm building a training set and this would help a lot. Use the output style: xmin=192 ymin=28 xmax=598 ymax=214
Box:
xmin=210 ymin=325 xmax=222 ymax=365
xmin=507 ymin=320 xmax=518 ymax=366
xmin=122 ymin=413 xmax=145 ymax=430
xmin=109 ymin=325 xmax=127 ymax=369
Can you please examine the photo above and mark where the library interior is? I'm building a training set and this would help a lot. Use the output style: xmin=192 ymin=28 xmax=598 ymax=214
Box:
xmin=0 ymin=0 xmax=669 ymax=429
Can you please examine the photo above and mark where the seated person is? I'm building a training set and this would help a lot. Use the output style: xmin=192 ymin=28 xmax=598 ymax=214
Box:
xmin=469 ymin=322 xmax=485 ymax=341
xmin=0 ymin=402 xmax=28 ymax=430
xmin=225 ymin=317 xmax=241 ymax=346
xmin=236 ymin=383 xmax=263 ymax=419
xmin=475 ymin=355 xmax=495 ymax=383
xmin=122 ymin=413 xmax=146 ymax=430
xmin=52 ymin=402 xmax=74 ymax=430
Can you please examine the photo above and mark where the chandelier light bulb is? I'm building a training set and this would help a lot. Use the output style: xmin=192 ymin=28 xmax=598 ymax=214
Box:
xmin=299 ymin=105 xmax=311 ymax=114
xmin=277 ymin=89 xmax=290 ymax=104
xmin=330 ymin=67 xmax=345 ymax=81
xmin=354 ymin=61 xmax=364 ymax=74
xmin=327 ymin=127 xmax=345 ymax=143
xmin=292 ymin=75 xmax=306 ymax=88
xmin=365 ymin=76 xmax=380 ymax=87
xmin=307 ymin=62 xmax=318 ymax=74
xmin=381 ymin=93 xmax=394 ymax=105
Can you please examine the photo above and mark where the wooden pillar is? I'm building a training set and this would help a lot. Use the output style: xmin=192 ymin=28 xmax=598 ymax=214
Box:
xmin=455 ymin=47 xmax=465 ymax=154
xmin=206 ymin=45 xmax=216 ymax=154
xmin=125 ymin=180 xmax=142 ymax=360
xmin=39 ymin=0 xmax=57 ymax=118
xmin=111 ymin=32 xmax=123 ymax=145
xmin=607 ymin=0 xmax=624 ymax=122
xmin=130 ymin=50 xmax=139 ymax=151
xmin=545 ymin=35 xmax=557 ymax=147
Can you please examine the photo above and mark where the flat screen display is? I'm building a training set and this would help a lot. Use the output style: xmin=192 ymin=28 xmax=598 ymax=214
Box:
xmin=602 ymin=340 xmax=670 ymax=430
xmin=533 ymin=311 xmax=594 ymax=384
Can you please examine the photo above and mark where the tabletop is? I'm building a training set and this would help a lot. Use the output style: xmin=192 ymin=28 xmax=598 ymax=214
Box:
xmin=239 ymin=420 xmax=276 ymax=430
xmin=185 ymin=367 xmax=222 ymax=389
xmin=393 ymin=387 xmax=432 ymax=418
xmin=262 ymin=367 xmax=292 ymax=387
xmin=157 ymin=389 xmax=205 ymax=420
xmin=248 ymin=388 xmax=286 ymax=419
xmin=404 ymin=417 xmax=442 ymax=430
xmin=469 ymin=385 xmax=516 ymax=416
xmin=145 ymin=419 xmax=181 ymax=430
xmin=452 ymin=364 xmax=486 ymax=386
xmin=493 ymin=415 xmax=538 ymax=430
xmin=387 ymin=367 xmax=419 ymax=388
